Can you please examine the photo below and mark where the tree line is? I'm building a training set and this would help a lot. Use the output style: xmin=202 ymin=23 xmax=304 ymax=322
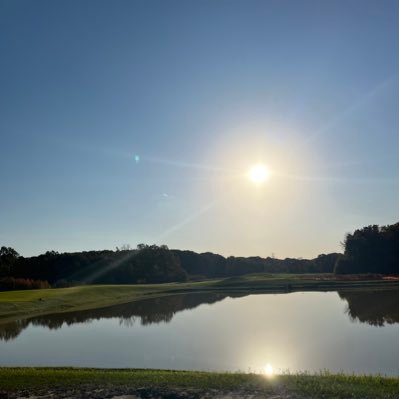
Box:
xmin=0 ymin=244 xmax=339 ymax=290
xmin=1 ymin=221 xmax=397 ymax=290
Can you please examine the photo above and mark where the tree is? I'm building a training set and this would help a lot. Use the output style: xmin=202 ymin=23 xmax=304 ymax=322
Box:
xmin=134 ymin=244 xmax=187 ymax=283
xmin=335 ymin=222 xmax=399 ymax=275
xmin=0 ymin=247 xmax=20 ymax=277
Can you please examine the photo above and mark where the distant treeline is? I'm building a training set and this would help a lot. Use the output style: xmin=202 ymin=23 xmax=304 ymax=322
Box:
xmin=0 ymin=244 xmax=338 ymax=289
xmin=0 ymin=277 xmax=50 ymax=291
xmin=1 ymin=221 xmax=398 ymax=290
xmin=335 ymin=222 xmax=399 ymax=275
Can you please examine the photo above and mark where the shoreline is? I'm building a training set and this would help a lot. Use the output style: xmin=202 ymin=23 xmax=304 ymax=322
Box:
xmin=1 ymin=274 xmax=399 ymax=324
xmin=0 ymin=367 xmax=398 ymax=398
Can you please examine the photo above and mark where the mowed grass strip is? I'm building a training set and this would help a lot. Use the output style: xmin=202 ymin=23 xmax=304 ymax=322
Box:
xmin=1 ymin=368 xmax=399 ymax=399
xmin=0 ymin=284 xmax=183 ymax=321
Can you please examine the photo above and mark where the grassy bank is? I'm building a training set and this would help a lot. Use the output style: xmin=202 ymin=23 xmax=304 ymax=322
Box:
xmin=0 ymin=368 xmax=398 ymax=399
xmin=1 ymin=273 xmax=399 ymax=323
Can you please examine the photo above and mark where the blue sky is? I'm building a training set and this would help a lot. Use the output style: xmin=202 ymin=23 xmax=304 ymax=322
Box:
xmin=1 ymin=0 xmax=399 ymax=258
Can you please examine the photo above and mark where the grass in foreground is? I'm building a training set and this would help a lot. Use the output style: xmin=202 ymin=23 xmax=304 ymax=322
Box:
xmin=0 ymin=368 xmax=398 ymax=399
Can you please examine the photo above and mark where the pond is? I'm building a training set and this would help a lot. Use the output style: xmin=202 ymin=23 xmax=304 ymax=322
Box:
xmin=1 ymin=289 xmax=399 ymax=375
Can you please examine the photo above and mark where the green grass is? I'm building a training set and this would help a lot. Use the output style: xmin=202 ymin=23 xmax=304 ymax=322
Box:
xmin=1 ymin=273 xmax=399 ymax=323
xmin=284 ymin=372 xmax=399 ymax=399
xmin=0 ymin=368 xmax=398 ymax=398
xmin=0 ymin=284 xmax=174 ymax=322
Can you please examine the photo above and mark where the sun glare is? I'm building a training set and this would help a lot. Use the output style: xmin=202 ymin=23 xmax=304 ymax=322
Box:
xmin=263 ymin=363 xmax=274 ymax=376
xmin=248 ymin=164 xmax=270 ymax=184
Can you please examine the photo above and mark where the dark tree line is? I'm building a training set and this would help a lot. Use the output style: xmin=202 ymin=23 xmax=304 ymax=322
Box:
xmin=0 ymin=243 xmax=340 ymax=290
xmin=335 ymin=222 xmax=399 ymax=275
xmin=177 ymin=250 xmax=339 ymax=278
xmin=1 ymin=244 xmax=187 ymax=287
xmin=1 ymin=221 xmax=398 ymax=291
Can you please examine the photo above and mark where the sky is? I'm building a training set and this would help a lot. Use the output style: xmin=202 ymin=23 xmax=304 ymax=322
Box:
xmin=1 ymin=0 xmax=399 ymax=259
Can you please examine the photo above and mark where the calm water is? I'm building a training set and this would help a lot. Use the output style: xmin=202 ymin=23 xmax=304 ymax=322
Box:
xmin=1 ymin=290 xmax=399 ymax=375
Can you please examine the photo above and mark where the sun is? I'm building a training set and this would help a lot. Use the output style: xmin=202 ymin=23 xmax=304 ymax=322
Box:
xmin=263 ymin=363 xmax=274 ymax=376
xmin=248 ymin=163 xmax=270 ymax=184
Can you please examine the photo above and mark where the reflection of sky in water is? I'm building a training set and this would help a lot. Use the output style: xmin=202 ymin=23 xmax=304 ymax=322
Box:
xmin=1 ymin=291 xmax=399 ymax=375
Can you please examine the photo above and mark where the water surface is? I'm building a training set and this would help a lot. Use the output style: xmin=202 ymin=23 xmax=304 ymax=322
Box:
xmin=1 ymin=289 xmax=398 ymax=375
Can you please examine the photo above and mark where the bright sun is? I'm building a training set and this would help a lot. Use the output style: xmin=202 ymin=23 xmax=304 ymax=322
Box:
xmin=263 ymin=363 xmax=274 ymax=376
xmin=248 ymin=163 xmax=270 ymax=184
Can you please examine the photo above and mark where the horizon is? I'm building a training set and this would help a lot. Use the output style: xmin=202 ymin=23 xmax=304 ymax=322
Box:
xmin=7 ymin=242 xmax=343 ymax=260
xmin=2 ymin=1 xmax=399 ymax=259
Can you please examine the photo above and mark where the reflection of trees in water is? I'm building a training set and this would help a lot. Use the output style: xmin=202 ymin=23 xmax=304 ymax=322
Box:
xmin=3 ymin=290 xmax=399 ymax=341
xmin=0 ymin=292 xmax=244 ymax=341
xmin=0 ymin=319 xmax=30 ymax=341
xmin=338 ymin=289 xmax=399 ymax=327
